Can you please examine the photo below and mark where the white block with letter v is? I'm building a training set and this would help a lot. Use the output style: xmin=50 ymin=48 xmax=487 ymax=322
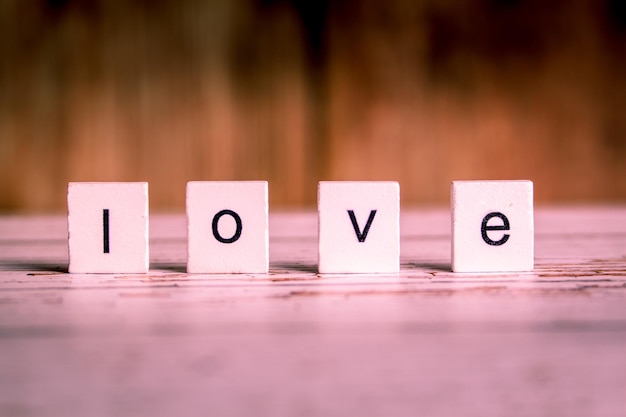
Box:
xmin=67 ymin=182 xmax=149 ymax=274
xmin=186 ymin=181 xmax=269 ymax=274
xmin=451 ymin=180 xmax=534 ymax=273
xmin=318 ymin=181 xmax=400 ymax=274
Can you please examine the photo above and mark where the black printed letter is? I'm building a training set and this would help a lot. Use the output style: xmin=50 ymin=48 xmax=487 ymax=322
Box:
xmin=212 ymin=210 xmax=242 ymax=244
xmin=481 ymin=212 xmax=510 ymax=246
xmin=103 ymin=209 xmax=110 ymax=253
xmin=348 ymin=210 xmax=377 ymax=242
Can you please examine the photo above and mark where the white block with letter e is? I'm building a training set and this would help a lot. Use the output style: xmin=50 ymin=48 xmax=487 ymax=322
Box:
xmin=67 ymin=182 xmax=149 ymax=274
xmin=186 ymin=181 xmax=269 ymax=274
xmin=318 ymin=181 xmax=400 ymax=274
xmin=451 ymin=180 xmax=534 ymax=273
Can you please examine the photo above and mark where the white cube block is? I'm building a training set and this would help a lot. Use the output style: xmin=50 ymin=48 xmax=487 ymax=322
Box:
xmin=451 ymin=180 xmax=534 ymax=273
xmin=318 ymin=181 xmax=400 ymax=274
xmin=186 ymin=181 xmax=268 ymax=273
xmin=67 ymin=182 xmax=149 ymax=274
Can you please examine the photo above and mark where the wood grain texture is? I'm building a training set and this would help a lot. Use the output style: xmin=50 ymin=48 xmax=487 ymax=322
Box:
xmin=0 ymin=207 xmax=625 ymax=416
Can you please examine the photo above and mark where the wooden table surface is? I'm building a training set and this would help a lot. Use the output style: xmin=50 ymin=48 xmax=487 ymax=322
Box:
xmin=0 ymin=207 xmax=625 ymax=417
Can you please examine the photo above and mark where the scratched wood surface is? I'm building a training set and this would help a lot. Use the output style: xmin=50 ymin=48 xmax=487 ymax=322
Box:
xmin=0 ymin=207 xmax=625 ymax=417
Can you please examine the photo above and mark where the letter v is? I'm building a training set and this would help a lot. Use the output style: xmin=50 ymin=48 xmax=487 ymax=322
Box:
xmin=347 ymin=210 xmax=377 ymax=242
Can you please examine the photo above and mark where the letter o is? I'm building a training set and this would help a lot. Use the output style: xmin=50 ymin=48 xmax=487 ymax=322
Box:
xmin=212 ymin=209 xmax=242 ymax=244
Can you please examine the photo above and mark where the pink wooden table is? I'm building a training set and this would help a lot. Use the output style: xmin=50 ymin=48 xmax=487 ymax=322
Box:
xmin=0 ymin=207 xmax=625 ymax=416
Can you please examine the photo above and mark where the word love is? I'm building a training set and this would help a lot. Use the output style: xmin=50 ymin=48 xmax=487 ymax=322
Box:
xmin=67 ymin=180 xmax=534 ymax=275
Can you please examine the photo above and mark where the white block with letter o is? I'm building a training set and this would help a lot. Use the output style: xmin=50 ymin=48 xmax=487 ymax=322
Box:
xmin=67 ymin=182 xmax=149 ymax=274
xmin=186 ymin=181 xmax=268 ymax=274
xmin=318 ymin=181 xmax=400 ymax=274
xmin=451 ymin=180 xmax=534 ymax=273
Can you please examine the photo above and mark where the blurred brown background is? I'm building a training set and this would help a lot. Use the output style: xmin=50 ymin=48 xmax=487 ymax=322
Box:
xmin=0 ymin=0 xmax=625 ymax=212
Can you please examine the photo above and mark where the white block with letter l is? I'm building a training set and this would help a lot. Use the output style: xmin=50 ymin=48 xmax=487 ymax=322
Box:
xmin=67 ymin=182 xmax=149 ymax=274
xmin=451 ymin=180 xmax=534 ymax=273
xmin=318 ymin=181 xmax=400 ymax=274
xmin=186 ymin=181 xmax=269 ymax=274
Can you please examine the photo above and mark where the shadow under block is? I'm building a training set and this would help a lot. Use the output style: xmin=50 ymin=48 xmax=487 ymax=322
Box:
xmin=318 ymin=181 xmax=400 ymax=274
xmin=67 ymin=182 xmax=149 ymax=274
xmin=186 ymin=181 xmax=269 ymax=273
xmin=451 ymin=180 xmax=534 ymax=273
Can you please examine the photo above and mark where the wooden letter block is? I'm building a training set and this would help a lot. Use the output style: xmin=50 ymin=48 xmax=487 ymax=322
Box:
xmin=186 ymin=181 xmax=268 ymax=273
xmin=451 ymin=180 xmax=534 ymax=273
xmin=318 ymin=181 xmax=400 ymax=274
xmin=67 ymin=182 xmax=149 ymax=273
